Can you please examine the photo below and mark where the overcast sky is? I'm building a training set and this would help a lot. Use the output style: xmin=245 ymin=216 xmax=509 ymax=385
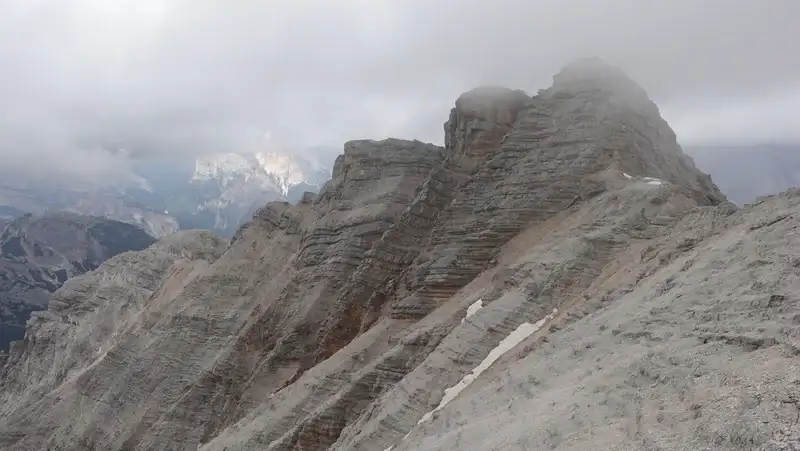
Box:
xmin=1 ymin=0 xmax=799 ymax=179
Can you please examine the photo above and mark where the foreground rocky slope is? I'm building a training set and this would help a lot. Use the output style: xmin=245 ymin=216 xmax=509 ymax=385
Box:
xmin=2 ymin=59 xmax=798 ymax=450
xmin=0 ymin=213 xmax=156 ymax=352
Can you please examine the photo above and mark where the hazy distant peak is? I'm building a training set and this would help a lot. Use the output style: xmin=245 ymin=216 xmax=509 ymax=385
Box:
xmin=192 ymin=150 xmax=330 ymax=196
xmin=192 ymin=153 xmax=260 ymax=184
xmin=256 ymin=151 xmax=328 ymax=196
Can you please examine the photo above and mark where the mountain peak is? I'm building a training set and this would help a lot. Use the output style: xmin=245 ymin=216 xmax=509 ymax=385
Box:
xmin=552 ymin=57 xmax=641 ymax=91
xmin=452 ymin=86 xmax=530 ymax=119
xmin=192 ymin=153 xmax=260 ymax=184
xmin=10 ymin=63 xmax=796 ymax=451
xmin=255 ymin=151 xmax=329 ymax=196
xmin=192 ymin=151 xmax=330 ymax=196
xmin=445 ymin=87 xmax=530 ymax=171
xmin=183 ymin=151 xmax=332 ymax=235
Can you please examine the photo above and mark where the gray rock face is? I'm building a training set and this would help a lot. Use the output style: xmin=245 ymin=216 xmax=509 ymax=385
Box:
xmin=0 ymin=213 xmax=156 ymax=352
xmin=3 ymin=59 xmax=797 ymax=451
xmin=358 ymin=189 xmax=800 ymax=451
xmin=444 ymin=86 xmax=530 ymax=172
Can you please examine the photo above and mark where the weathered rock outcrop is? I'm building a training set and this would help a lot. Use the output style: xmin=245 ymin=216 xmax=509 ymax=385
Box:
xmin=4 ymin=59 xmax=798 ymax=451
xmin=0 ymin=213 xmax=156 ymax=352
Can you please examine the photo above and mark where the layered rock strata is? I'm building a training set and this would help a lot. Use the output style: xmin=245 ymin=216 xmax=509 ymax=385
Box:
xmin=5 ymin=60 xmax=796 ymax=451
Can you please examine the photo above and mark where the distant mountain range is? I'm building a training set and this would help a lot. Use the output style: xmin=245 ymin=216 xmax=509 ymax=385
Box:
xmin=0 ymin=151 xmax=333 ymax=238
xmin=0 ymin=212 xmax=155 ymax=351
xmin=163 ymin=151 xmax=331 ymax=236
xmin=0 ymin=150 xmax=332 ymax=349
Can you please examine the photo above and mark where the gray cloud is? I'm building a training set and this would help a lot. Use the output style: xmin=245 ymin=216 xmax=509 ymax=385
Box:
xmin=1 ymin=0 xmax=799 ymax=179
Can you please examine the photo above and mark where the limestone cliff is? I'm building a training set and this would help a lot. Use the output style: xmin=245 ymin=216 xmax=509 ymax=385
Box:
xmin=3 ymin=60 xmax=798 ymax=451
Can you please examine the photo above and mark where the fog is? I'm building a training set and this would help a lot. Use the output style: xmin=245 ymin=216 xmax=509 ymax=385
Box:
xmin=1 ymin=0 xmax=798 ymax=180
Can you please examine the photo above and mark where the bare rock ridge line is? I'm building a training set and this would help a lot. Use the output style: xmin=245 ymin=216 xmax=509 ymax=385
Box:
xmin=3 ymin=59 xmax=799 ymax=450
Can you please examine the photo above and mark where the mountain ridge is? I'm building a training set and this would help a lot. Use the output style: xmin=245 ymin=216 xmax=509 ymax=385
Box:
xmin=3 ymin=59 xmax=799 ymax=450
xmin=0 ymin=212 xmax=156 ymax=352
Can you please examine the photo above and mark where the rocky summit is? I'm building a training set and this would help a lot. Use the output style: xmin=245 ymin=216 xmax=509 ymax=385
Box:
xmin=1 ymin=59 xmax=799 ymax=450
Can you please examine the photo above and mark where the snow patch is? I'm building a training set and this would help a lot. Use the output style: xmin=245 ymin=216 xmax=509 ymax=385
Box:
xmin=642 ymin=176 xmax=664 ymax=186
xmin=622 ymin=173 xmax=663 ymax=186
xmin=461 ymin=299 xmax=483 ymax=323
xmin=418 ymin=308 xmax=559 ymax=425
